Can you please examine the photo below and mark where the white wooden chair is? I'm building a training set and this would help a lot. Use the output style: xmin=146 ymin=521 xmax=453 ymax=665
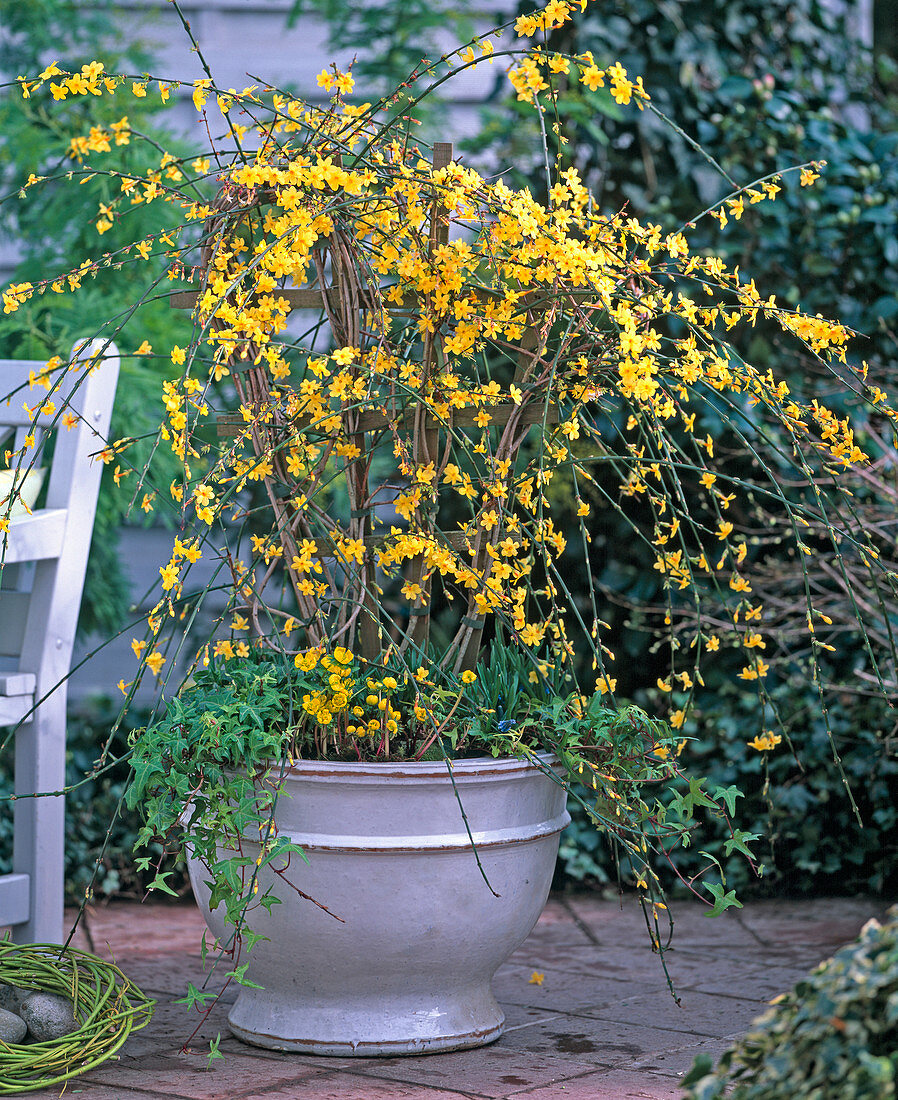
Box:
xmin=0 ymin=341 xmax=119 ymax=943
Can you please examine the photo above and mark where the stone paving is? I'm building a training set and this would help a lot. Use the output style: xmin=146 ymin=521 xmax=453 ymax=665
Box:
xmin=18 ymin=894 xmax=889 ymax=1099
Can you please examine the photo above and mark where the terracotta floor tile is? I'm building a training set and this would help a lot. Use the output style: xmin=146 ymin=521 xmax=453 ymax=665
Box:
xmin=117 ymin=994 xmax=232 ymax=1057
xmin=734 ymin=897 xmax=888 ymax=949
xmin=668 ymin=941 xmax=829 ymax=976
xmin=492 ymin=964 xmax=672 ymax=1017
xmin=121 ymin=959 xmax=212 ymax=998
xmin=676 ymin=959 xmax=812 ymax=1002
xmin=508 ymin=940 xmax=721 ymax=992
xmin=624 ymin=1034 xmax=739 ymax=1077
xmin=578 ymin=988 xmax=763 ymax=1039
xmin=81 ymin=1050 xmax=326 ymax=1100
xmin=495 ymin=1011 xmax=699 ymax=1068
xmin=238 ymin=1075 xmax=486 ymax=1099
xmin=506 ymin=1067 xmax=686 ymax=1099
xmin=342 ymin=1043 xmax=599 ymax=1100
xmin=25 ymin=894 xmax=885 ymax=1100
xmin=509 ymin=925 xmax=598 ymax=952
xmin=504 ymin=942 xmax=679 ymax=987
xmin=69 ymin=902 xmax=209 ymax=960
xmin=28 ymin=1086 xmax=171 ymax=1100
xmin=537 ymin=900 xmax=584 ymax=927
xmin=500 ymin=1004 xmax=566 ymax=1029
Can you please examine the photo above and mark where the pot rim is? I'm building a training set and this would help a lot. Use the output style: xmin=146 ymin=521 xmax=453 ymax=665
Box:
xmin=262 ymin=750 xmax=562 ymax=783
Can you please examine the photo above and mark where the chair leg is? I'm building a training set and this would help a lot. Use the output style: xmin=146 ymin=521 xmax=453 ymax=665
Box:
xmin=12 ymin=695 xmax=66 ymax=944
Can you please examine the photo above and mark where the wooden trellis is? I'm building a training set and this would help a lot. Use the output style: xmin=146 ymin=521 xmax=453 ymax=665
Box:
xmin=172 ymin=142 xmax=565 ymax=673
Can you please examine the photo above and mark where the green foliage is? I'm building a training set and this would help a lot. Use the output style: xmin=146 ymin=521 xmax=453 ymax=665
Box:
xmin=461 ymin=640 xmax=570 ymax=742
xmin=126 ymin=652 xmax=310 ymax=939
xmin=0 ymin=0 xmax=124 ymax=75
xmin=682 ymin=76 xmax=898 ymax=384
xmin=0 ymin=0 xmax=191 ymax=638
xmin=498 ymin=0 xmax=898 ymax=421
xmin=681 ymin=907 xmax=898 ymax=1099
xmin=287 ymin=0 xmax=476 ymax=125
xmin=0 ymin=697 xmax=186 ymax=903
xmin=556 ymin=678 xmax=898 ymax=896
xmin=510 ymin=0 xmax=898 ymax=896
xmin=676 ymin=678 xmax=898 ymax=895
xmin=125 ymin=645 xmax=743 ymax=934
xmin=126 ymin=649 xmax=297 ymax=825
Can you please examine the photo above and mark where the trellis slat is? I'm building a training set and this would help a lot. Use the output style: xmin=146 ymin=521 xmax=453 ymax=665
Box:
xmin=215 ymin=401 xmax=560 ymax=438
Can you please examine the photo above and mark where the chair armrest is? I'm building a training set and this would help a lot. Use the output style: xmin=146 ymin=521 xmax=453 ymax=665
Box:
xmin=0 ymin=672 xmax=36 ymax=696
xmin=0 ymin=509 xmax=66 ymax=563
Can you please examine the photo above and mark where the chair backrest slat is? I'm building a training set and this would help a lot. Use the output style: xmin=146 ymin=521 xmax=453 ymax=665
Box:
xmin=0 ymin=344 xmax=120 ymax=693
xmin=0 ymin=590 xmax=30 ymax=656
xmin=0 ymin=341 xmax=119 ymax=943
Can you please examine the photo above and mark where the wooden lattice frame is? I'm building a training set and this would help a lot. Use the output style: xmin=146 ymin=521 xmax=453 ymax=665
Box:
xmin=173 ymin=142 xmax=567 ymax=673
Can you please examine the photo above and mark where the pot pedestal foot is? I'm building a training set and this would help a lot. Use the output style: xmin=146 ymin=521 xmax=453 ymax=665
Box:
xmin=226 ymin=987 xmax=506 ymax=1056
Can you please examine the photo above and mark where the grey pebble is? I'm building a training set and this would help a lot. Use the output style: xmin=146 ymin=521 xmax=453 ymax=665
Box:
xmin=0 ymin=982 xmax=28 ymax=1013
xmin=0 ymin=1005 xmax=28 ymax=1044
xmin=19 ymin=992 xmax=78 ymax=1042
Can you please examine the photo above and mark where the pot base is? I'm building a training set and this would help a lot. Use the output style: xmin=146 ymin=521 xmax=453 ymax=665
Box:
xmin=227 ymin=988 xmax=505 ymax=1056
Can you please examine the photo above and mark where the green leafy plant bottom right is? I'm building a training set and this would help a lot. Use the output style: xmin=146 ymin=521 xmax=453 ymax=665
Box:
xmin=681 ymin=907 xmax=898 ymax=1099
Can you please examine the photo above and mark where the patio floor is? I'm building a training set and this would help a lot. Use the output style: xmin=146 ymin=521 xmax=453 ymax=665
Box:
xmin=16 ymin=893 xmax=888 ymax=1100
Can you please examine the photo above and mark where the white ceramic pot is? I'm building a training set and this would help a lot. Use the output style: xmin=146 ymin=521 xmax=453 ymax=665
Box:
xmin=187 ymin=754 xmax=570 ymax=1056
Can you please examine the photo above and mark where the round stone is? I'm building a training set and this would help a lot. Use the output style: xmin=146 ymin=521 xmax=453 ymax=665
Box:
xmin=0 ymin=982 xmax=30 ymax=1014
xmin=19 ymin=992 xmax=78 ymax=1042
xmin=0 ymin=1006 xmax=28 ymax=1044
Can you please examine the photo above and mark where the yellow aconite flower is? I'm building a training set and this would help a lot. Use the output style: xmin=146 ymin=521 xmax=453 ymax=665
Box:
xmin=748 ymin=733 xmax=782 ymax=752
xmin=159 ymin=562 xmax=179 ymax=591
xmin=580 ymin=66 xmax=604 ymax=91
xmin=145 ymin=651 xmax=166 ymax=676
xmin=192 ymin=79 xmax=211 ymax=111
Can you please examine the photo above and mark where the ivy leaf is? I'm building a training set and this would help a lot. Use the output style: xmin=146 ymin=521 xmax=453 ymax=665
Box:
xmin=704 ymin=882 xmax=743 ymax=918
xmin=174 ymin=983 xmax=219 ymax=1010
xmin=225 ymin=963 xmax=265 ymax=989
xmin=206 ymin=1034 xmax=224 ymax=1067
xmin=148 ymin=871 xmax=180 ymax=896
xmin=724 ymin=830 xmax=761 ymax=859
xmin=242 ymin=928 xmax=269 ymax=952
xmin=685 ymin=777 xmax=719 ymax=812
xmin=670 ymin=777 xmax=718 ymax=821
xmin=712 ymin=784 xmax=743 ymax=817
xmin=258 ymin=893 xmax=282 ymax=913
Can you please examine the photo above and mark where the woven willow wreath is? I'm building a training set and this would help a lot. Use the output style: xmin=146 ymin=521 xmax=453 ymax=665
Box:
xmin=0 ymin=940 xmax=154 ymax=1094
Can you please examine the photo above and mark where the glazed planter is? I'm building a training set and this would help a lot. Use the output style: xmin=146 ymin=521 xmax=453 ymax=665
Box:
xmin=187 ymin=753 xmax=570 ymax=1056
